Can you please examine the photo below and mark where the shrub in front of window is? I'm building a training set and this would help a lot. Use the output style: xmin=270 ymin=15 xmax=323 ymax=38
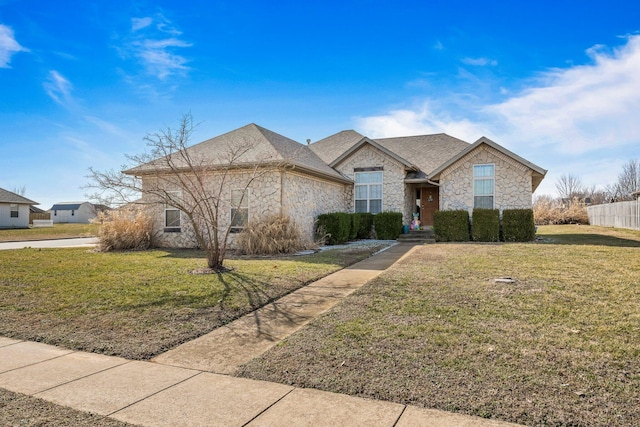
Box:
xmin=433 ymin=210 xmax=470 ymax=242
xmin=355 ymin=212 xmax=374 ymax=239
xmin=373 ymin=211 xmax=403 ymax=240
xmin=502 ymin=209 xmax=536 ymax=242
xmin=316 ymin=212 xmax=351 ymax=245
xmin=472 ymin=208 xmax=500 ymax=242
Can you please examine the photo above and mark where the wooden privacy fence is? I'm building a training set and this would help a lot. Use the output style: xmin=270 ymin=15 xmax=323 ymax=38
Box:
xmin=29 ymin=212 xmax=51 ymax=224
xmin=587 ymin=200 xmax=639 ymax=230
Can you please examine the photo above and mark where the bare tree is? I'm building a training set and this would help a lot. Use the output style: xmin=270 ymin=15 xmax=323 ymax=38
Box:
xmin=12 ymin=185 xmax=26 ymax=196
xmin=610 ymin=159 xmax=640 ymax=201
xmin=555 ymin=173 xmax=584 ymax=201
xmin=86 ymin=113 xmax=283 ymax=271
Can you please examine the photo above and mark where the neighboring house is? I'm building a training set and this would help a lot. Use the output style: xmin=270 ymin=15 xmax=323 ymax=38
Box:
xmin=0 ymin=187 xmax=39 ymax=229
xmin=48 ymin=202 xmax=109 ymax=223
xmin=125 ymin=123 xmax=546 ymax=248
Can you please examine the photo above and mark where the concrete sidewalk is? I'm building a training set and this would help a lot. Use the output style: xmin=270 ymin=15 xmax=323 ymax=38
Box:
xmin=0 ymin=242 xmax=523 ymax=426
xmin=0 ymin=338 xmax=520 ymax=426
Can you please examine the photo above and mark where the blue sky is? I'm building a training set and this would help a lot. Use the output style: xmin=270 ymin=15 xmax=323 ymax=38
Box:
xmin=1 ymin=0 xmax=639 ymax=209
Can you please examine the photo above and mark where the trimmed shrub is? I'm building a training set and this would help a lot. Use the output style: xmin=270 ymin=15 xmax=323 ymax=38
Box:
xmin=236 ymin=214 xmax=310 ymax=255
xmin=93 ymin=206 xmax=154 ymax=251
xmin=373 ymin=212 xmax=403 ymax=240
xmin=502 ymin=209 xmax=536 ymax=242
xmin=355 ymin=212 xmax=374 ymax=239
xmin=433 ymin=210 xmax=470 ymax=242
xmin=316 ymin=212 xmax=351 ymax=245
xmin=349 ymin=213 xmax=360 ymax=240
xmin=472 ymin=208 xmax=500 ymax=242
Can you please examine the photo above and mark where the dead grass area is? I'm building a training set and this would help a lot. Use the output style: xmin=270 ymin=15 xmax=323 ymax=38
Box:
xmin=0 ymin=243 xmax=388 ymax=359
xmin=0 ymin=388 xmax=133 ymax=426
xmin=237 ymin=225 xmax=640 ymax=426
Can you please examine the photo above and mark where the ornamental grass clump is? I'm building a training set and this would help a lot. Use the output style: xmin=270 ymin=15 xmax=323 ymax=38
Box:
xmin=237 ymin=214 xmax=311 ymax=255
xmin=93 ymin=206 xmax=154 ymax=251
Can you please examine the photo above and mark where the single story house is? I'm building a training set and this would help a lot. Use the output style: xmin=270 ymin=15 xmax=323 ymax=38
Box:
xmin=48 ymin=202 xmax=109 ymax=224
xmin=0 ymin=187 xmax=39 ymax=229
xmin=125 ymin=123 xmax=546 ymax=247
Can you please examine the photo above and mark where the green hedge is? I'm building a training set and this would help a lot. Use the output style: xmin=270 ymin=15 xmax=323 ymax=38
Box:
xmin=502 ymin=209 xmax=535 ymax=242
xmin=373 ymin=212 xmax=403 ymax=240
xmin=316 ymin=212 xmax=351 ymax=245
xmin=349 ymin=213 xmax=360 ymax=240
xmin=433 ymin=210 xmax=470 ymax=241
xmin=472 ymin=209 xmax=500 ymax=242
xmin=354 ymin=212 xmax=374 ymax=239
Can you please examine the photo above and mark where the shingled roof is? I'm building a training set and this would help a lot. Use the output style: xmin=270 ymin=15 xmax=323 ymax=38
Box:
xmin=0 ymin=187 xmax=38 ymax=205
xmin=125 ymin=123 xmax=350 ymax=183
xmin=310 ymin=131 xmax=470 ymax=176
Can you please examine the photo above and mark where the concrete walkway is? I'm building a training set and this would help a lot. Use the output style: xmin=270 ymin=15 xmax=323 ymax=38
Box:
xmin=0 ymin=242 xmax=523 ymax=427
xmin=153 ymin=242 xmax=416 ymax=374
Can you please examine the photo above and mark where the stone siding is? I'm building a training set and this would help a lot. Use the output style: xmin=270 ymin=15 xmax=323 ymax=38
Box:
xmin=143 ymin=170 xmax=283 ymax=248
xmin=440 ymin=145 xmax=533 ymax=213
xmin=334 ymin=144 xmax=408 ymax=221
xmin=282 ymin=171 xmax=349 ymax=239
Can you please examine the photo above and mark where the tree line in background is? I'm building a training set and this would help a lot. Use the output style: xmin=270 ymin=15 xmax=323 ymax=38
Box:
xmin=534 ymin=159 xmax=639 ymax=225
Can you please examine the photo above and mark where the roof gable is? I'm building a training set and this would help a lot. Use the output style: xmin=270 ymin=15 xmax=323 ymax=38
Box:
xmin=329 ymin=137 xmax=414 ymax=169
xmin=0 ymin=187 xmax=38 ymax=205
xmin=430 ymin=136 xmax=547 ymax=191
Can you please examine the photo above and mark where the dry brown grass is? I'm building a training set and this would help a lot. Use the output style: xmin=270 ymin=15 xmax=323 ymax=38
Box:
xmin=533 ymin=197 xmax=589 ymax=225
xmin=236 ymin=214 xmax=313 ymax=255
xmin=93 ymin=206 xmax=154 ymax=251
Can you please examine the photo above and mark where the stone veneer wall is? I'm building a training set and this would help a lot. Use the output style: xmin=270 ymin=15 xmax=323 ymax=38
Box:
xmin=143 ymin=170 xmax=283 ymax=248
xmin=334 ymin=145 xmax=409 ymax=222
xmin=282 ymin=170 xmax=349 ymax=239
xmin=439 ymin=145 xmax=533 ymax=213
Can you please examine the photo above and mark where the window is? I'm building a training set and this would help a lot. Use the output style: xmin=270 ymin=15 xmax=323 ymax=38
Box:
xmin=164 ymin=191 xmax=181 ymax=231
xmin=230 ymin=189 xmax=249 ymax=231
xmin=71 ymin=210 xmax=75 ymax=216
xmin=354 ymin=171 xmax=383 ymax=214
xmin=474 ymin=164 xmax=494 ymax=209
xmin=10 ymin=204 xmax=18 ymax=218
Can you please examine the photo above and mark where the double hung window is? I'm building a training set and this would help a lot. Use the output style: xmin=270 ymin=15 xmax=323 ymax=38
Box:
xmin=354 ymin=171 xmax=383 ymax=214
xmin=231 ymin=189 xmax=249 ymax=231
xmin=473 ymin=164 xmax=494 ymax=209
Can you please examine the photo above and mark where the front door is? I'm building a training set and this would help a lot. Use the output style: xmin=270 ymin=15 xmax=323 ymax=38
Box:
xmin=417 ymin=186 xmax=439 ymax=226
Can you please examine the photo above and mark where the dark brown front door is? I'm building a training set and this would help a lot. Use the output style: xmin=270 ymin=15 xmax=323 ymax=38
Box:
xmin=419 ymin=186 xmax=439 ymax=226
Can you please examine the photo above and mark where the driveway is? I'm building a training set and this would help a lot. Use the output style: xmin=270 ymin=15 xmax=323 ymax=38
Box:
xmin=0 ymin=237 xmax=98 ymax=250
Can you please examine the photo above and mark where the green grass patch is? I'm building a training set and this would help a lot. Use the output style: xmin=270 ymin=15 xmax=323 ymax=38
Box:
xmin=0 ymin=223 xmax=99 ymax=242
xmin=0 ymin=243 xmax=387 ymax=359
xmin=237 ymin=225 xmax=640 ymax=426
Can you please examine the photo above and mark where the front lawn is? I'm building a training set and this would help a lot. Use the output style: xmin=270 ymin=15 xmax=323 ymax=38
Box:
xmin=237 ymin=225 xmax=640 ymax=426
xmin=0 ymin=243 xmax=387 ymax=359
xmin=0 ymin=223 xmax=99 ymax=242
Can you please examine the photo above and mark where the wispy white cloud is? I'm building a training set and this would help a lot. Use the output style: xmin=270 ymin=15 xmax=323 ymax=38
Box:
xmin=43 ymin=70 xmax=73 ymax=105
xmin=121 ymin=14 xmax=192 ymax=80
xmin=0 ymin=24 xmax=28 ymax=68
xmin=356 ymin=100 xmax=490 ymax=142
xmin=131 ymin=17 xmax=152 ymax=32
xmin=462 ymin=57 xmax=497 ymax=66
xmin=488 ymin=35 xmax=640 ymax=154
